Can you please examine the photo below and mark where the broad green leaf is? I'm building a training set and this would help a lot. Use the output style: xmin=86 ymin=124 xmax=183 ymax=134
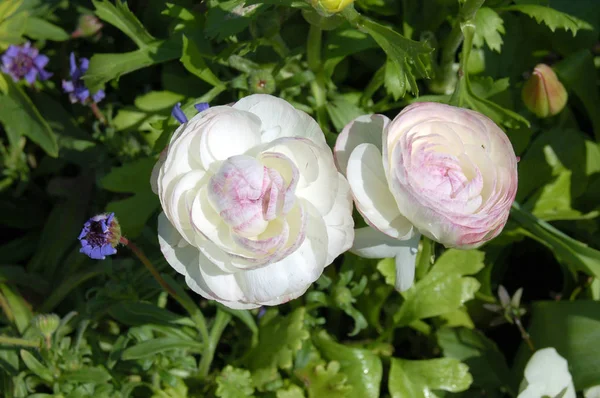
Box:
xmin=437 ymin=327 xmax=515 ymax=395
xmin=205 ymin=0 xmax=263 ymax=40
xmin=394 ymin=249 xmax=484 ymax=326
xmin=473 ymin=7 xmax=505 ymax=52
xmin=24 ymin=17 xmax=68 ymax=41
xmin=20 ymin=350 xmax=53 ymax=383
xmin=313 ymin=331 xmax=382 ymax=398
xmin=180 ymin=35 xmax=224 ymax=87
xmin=326 ymin=96 xmax=366 ymax=132
xmin=121 ymin=337 xmax=204 ymax=360
xmin=323 ymin=28 xmax=377 ymax=78
xmin=83 ymin=39 xmax=181 ymax=93
xmin=0 ymin=76 xmax=58 ymax=157
xmin=93 ymin=0 xmax=155 ymax=47
xmin=388 ymin=357 xmax=472 ymax=398
xmin=499 ymin=5 xmax=593 ymax=36
xmin=357 ymin=15 xmax=432 ymax=98
xmin=295 ymin=361 xmax=352 ymax=398
xmin=0 ymin=284 xmax=32 ymax=334
xmin=453 ymin=23 xmax=530 ymax=129
xmin=247 ymin=308 xmax=309 ymax=371
xmin=216 ymin=366 xmax=255 ymax=398
xmin=0 ymin=1 xmax=26 ymax=50
xmin=554 ymin=50 xmax=600 ymax=141
xmin=514 ymin=301 xmax=600 ymax=390
xmin=470 ymin=76 xmax=510 ymax=99
xmin=108 ymin=301 xmax=195 ymax=327
xmin=102 ymin=157 xmax=157 ymax=193
xmin=60 ymin=367 xmax=111 ymax=383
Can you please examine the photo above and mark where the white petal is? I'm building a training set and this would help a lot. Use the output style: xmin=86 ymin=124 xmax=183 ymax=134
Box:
xmin=322 ymin=174 xmax=355 ymax=264
xmin=518 ymin=348 xmax=575 ymax=398
xmin=347 ymin=143 xmax=413 ymax=239
xmin=233 ymin=94 xmax=327 ymax=147
xmin=334 ymin=114 xmax=390 ymax=175
xmin=585 ymin=386 xmax=600 ymax=398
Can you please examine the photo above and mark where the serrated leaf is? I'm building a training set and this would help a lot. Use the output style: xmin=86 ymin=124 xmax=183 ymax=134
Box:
xmin=499 ymin=5 xmax=593 ymax=36
xmin=83 ymin=39 xmax=181 ymax=93
xmin=388 ymin=357 xmax=473 ymax=398
xmin=276 ymin=385 xmax=306 ymax=398
xmin=394 ymin=249 xmax=484 ymax=326
xmin=0 ymin=75 xmax=58 ymax=157
xmin=323 ymin=28 xmax=377 ymax=78
xmin=313 ymin=331 xmax=382 ymax=398
xmin=93 ymin=0 xmax=155 ymax=47
xmin=470 ymin=76 xmax=510 ymax=99
xmin=216 ymin=366 xmax=255 ymax=398
xmin=358 ymin=16 xmax=432 ymax=98
xmin=296 ymin=361 xmax=352 ymax=398
xmin=247 ymin=308 xmax=309 ymax=371
xmin=121 ymin=337 xmax=204 ymax=360
xmin=180 ymin=35 xmax=224 ymax=87
xmin=473 ymin=7 xmax=504 ymax=52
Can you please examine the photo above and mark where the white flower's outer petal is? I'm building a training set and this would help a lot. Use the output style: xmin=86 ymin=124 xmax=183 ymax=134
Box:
xmin=585 ymin=385 xmax=600 ymax=398
xmin=517 ymin=348 xmax=575 ymax=398
xmin=352 ymin=227 xmax=420 ymax=292
xmin=233 ymin=94 xmax=327 ymax=147
xmin=347 ymin=143 xmax=413 ymax=239
xmin=334 ymin=114 xmax=390 ymax=175
xmin=322 ymin=174 xmax=355 ymax=264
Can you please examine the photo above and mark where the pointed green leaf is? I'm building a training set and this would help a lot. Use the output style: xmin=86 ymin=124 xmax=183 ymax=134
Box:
xmin=93 ymin=0 xmax=155 ymax=47
xmin=24 ymin=17 xmax=69 ymax=41
xmin=20 ymin=350 xmax=53 ymax=383
xmin=180 ymin=35 xmax=224 ymax=87
xmin=121 ymin=337 xmax=204 ymax=360
xmin=473 ymin=7 xmax=505 ymax=52
xmin=60 ymin=367 xmax=111 ymax=383
xmin=499 ymin=5 xmax=593 ymax=36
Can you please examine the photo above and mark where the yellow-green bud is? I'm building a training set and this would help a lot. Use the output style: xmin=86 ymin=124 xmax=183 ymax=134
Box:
xmin=522 ymin=64 xmax=568 ymax=118
xmin=311 ymin=0 xmax=354 ymax=14
xmin=248 ymin=70 xmax=276 ymax=94
xmin=33 ymin=314 xmax=60 ymax=338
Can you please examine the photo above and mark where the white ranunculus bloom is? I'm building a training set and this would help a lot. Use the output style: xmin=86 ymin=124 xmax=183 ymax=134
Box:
xmin=334 ymin=103 xmax=518 ymax=291
xmin=152 ymin=94 xmax=354 ymax=309
xmin=518 ymin=348 xmax=575 ymax=398
xmin=585 ymin=385 xmax=600 ymax=398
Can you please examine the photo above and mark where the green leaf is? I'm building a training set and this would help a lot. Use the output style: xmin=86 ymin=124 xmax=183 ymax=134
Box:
xmin=83 ymin=39 xmax=181 ymax=93
xmin=121 ymin=337 xmax=204 ymax=360
xmin=437 ymin=327 xmax=515 ymax=395
xmin=323 ymin=28 xmax=377 ymax=78
xmin=0 ymin=75 xmax=58 ymax=157
xmin=514 ymin=301 xmax=600 ymax=390
xmin=60 ymin=367 xmax=112 ymax=383
xmin=376 ymin=258 xmax=396 ymax=286
xmin=276 ymin=385 xmax=306 ymax=398
xmin=216 ymin=365 xmax=255 ymax=398
xmin=358 ymin=16 xmax=432 ymax=98
xmin=473 ymin=7 xmax=505 ymax=52
xmin=295 ymin=361 xmax=352 ymax=398
xmin=394 ymin=249 xmax=484 ymax=326
xmin=313 ymin=331 xmax=382 ymax=398
xmin=216 ymin=303 xmax=259 ymax=347
xmin=0 ymin=266 xmax=48 ymax=294
xmin=388 ymin=357 xmax=473 ymax=398
xmin=0 ymin=284 xmax=32 ymax=334
xmin=205 ymin=0 xmax=263 ymax=41
xmin=180 ymin=35 xmax=224 ymax=87
xmin=247 ymin=308 xmax=309 ymax=371
xmin=101 ymin=157 xmax=160 ymax=237
xmin=499 ymin=5 xmax=593 ymax=36
xmin=20 ymin=350 xmax=53 ymax=383
xmin=23 ymin=17 xmax=68 ymax=41
xmin=93 ymin=0 xmax=155 ymax=47
xmin=108 ymin=301 xmax=195 ymax=327
xmin=0 ymin=0 xmax=26 ymax=50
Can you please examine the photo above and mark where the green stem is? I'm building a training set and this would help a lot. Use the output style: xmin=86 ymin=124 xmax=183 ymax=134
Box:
xmin=0 ymin=335 xmax=40 ymax=348
xmin=431 ymin=0 xmax=485 ymax=94
xmin=307 ymin=24 xmax=328 ymax=129
xmin=198 ymin=309 xmax=232 ymax=378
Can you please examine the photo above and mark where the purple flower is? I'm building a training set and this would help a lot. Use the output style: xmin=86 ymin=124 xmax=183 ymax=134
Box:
xmin=78 ymin=213 xmax=121 ymax=260
xmin=62 ymin=52 xmax=104 ymax=104
xmin=1 ymin=42 xmax=52 ymax=84
xmin=171 ymin=102 xmax=210 ymax=124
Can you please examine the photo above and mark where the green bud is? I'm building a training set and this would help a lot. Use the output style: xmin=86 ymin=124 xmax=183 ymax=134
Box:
xmin=522 ymin=64 xmax=568 ymax=118
xmin=75 ymin=14 xmax=103 ymax=38
xmin=310 ymin=0 xmax=354 ymax=15
xmin=33 ymin=314 xmax=60 ymax=338
xmin=248 ymin=70 xmax=276 ymax=94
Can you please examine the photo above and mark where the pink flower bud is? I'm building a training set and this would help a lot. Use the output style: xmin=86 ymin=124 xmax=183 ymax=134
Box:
xmin=522 ymin=64 xmax=568 ymax=118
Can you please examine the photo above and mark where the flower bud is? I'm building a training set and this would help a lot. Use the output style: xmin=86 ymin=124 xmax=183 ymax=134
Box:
xmin=311 ymin=0 xmax=354 ymax=14
xmin=522 ymin=64 xmax=568 ymax=118
xmin=75 ymin=14 xmax=103 ymax=38
xmin=248 ymin=70 xmax=276 ymax=94
xmin=33 ymin=314 xmax=60 ymax=338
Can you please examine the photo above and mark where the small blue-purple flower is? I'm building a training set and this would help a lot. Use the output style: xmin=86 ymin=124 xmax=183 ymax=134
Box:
xmin=171 ymin=102 xmax=210 ymax=124
xmin=62 ymin=52 xmax=105 ymax=104
xmin=1 ymin=42 xmax=52 ymax=84
xmin=78 ymin=212 xmax=121 ymax=260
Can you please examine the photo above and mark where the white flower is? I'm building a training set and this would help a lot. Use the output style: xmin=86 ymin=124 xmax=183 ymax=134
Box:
xmin=152 ymin=94 xmax=354 ymax=309
xmin=518 ymin=348 xmax=575 ymax=398
xmin=334 ymin=103 xmax=518 ymax=291
xmin=585 ymin=385 xmax=600 ymax=398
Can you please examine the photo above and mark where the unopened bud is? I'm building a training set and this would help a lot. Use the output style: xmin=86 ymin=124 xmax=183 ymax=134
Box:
xmin=248 ymin=70 xmax=276 ymax=94
xmin=33 ymin=314 xmax=60 ymax=338
xmin=522 ymin=64 xmax=568 ymax=118
xmin=74 ymin=14 xmax=103 ymax=38
xmin=310 ymin=0 xmax=354 ymax=14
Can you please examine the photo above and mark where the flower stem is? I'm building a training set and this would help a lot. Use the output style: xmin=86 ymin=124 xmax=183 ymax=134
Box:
xmin=307 ymin=24 xmax=328 ymax=130
xmin=430 ymin=0 xmax=485 ymax=94
xmin=198 ymin=309 xmax=231 ymax=378
xmin=0 ymin=335 xmax=40 ymax=348
xmin=89 ymin=102 xmax=106 ymax=124
xmin=514 ymin=317 xmax=535 ymax=351
xmin=120 ymin=237 xmax=178 ymax=298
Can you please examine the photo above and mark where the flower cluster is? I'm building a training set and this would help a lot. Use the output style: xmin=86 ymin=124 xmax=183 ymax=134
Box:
xmin=62 ymin=53 xmax=105 ymax=104
xmin=1 ymin=42 xmax=52 ymax=84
